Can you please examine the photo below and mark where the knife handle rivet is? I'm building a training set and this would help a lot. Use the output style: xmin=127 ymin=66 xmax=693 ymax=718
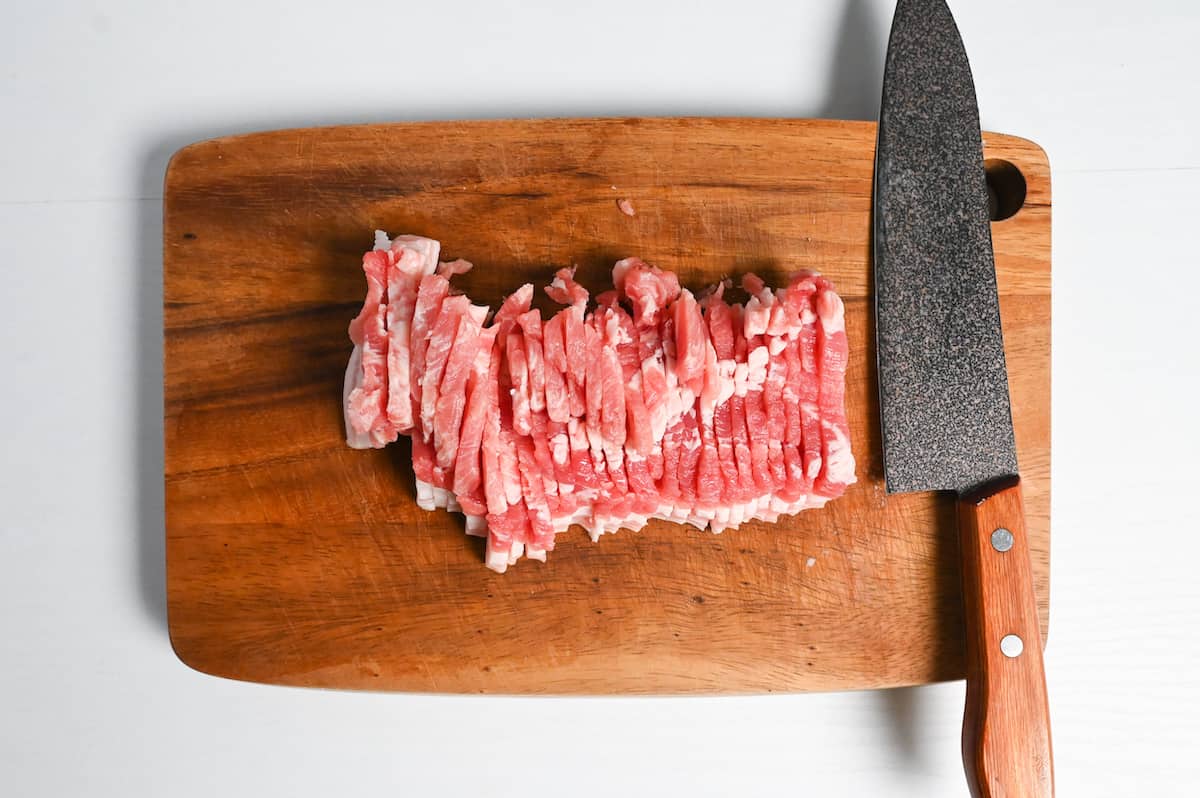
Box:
xmin=990 ymin=527 xmax=1014 ymax=552
xmin=1000 ymin=634 xmax=1024 ymax=658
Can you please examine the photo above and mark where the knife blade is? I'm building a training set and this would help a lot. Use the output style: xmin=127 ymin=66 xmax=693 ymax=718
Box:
xmin=874 ymin=1 xmax=1054 ymax=796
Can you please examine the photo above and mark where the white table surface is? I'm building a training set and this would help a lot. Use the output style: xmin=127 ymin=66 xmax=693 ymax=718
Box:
xmin=3 ymin=1 xmax=1198 ymax=795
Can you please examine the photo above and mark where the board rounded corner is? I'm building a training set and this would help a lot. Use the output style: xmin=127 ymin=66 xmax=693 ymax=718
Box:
xmin=167 ymin=622 xmax=235 ymax=684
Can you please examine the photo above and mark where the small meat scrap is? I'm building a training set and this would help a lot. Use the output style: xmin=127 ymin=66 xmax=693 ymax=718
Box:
xmin=617 ymin=198 xmax=636 ymax=217
xmin=345 ymin=231 xmax=856 ymax=572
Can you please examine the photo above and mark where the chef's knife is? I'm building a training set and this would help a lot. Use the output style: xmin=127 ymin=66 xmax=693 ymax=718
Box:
xmin=873 ymin=1 xmax=1054 ymax=796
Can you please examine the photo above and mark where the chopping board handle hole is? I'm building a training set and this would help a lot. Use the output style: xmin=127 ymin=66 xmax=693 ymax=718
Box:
xmin=984 ymin=159 xmax=1027 ymax=222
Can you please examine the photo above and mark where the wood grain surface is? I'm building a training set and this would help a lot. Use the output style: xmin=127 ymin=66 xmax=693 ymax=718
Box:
xmin=163 ymin=118 xmax=1050 ymax=694
xmin=960 ymin=478 xmax=1054 ymax=797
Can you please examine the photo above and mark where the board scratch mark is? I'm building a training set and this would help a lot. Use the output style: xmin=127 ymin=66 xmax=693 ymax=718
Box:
xmin=345 ymin=464 xmax=375 ymax=522
xmin=419 ymin=657 xmax=441 ymax=691
xmin=360 ymin=529 xmax=398 ymax=604
xmin=237 ymin=464 xmax=273 ymax=522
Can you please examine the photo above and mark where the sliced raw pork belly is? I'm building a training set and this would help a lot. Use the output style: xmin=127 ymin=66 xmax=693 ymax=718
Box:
xmin=344 ymin=232 xmax=856 ymax=571
xmin=344 ymin=248 xmax=396 ymax=449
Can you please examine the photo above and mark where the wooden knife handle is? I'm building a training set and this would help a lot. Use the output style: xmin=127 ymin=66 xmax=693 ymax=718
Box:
xmin=958 ymin=476 xmax=1054 ymax=798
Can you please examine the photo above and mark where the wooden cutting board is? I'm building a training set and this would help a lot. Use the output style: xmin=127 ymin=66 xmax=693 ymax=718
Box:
xmin=164 ymin=118 xmax=1050 ymax=694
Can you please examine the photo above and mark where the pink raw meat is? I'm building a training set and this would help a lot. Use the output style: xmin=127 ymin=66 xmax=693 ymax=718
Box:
xmin=515 ymin=434 xmax=555 ymax=549
xmin=712 ymin=401 xmax=739 ymax=503
xmin=704 ymin=293 xmax=739 ymax=502
xmin=545 ymin=266 xmax=589 ymax=307
xmin=506 ymin=331 xmax=532 ymax=436
xmin=812 ymin=281 xmax=856 ymax=498
xmin=527 ymin=410 xmax=560 ymax=506
xmin=345 ymin=233 xmax=855 ymax=571
xmin=518 ymin=310 xmax=547 ymax=416
xmin=345 ymin=249 xmax=396 ymax=448
xmin=542 ymin=312 xmax=571 ymax=424
xmin=453 ymin=327 xmax=500 ymax=509
xmin=763 ymin=355 xmax=789 ymax=489
xmin=434 ymin=304 xmax=488 ymax=474
xmin=438 ymin=258 xmax=473 ymax=277
xmin=420 ymin=295 xmax=472 ymax=443
xmin=385 ymin=236 xmax=440 ymax=433
xmin=623 ymin=371 xmax=654 ymax=457
xmin=493 ymin=283 xmax=535 ymax=468
xmin=793 ymin=278 xmax=824 ymax=485
xmin=695 ymin=414 xmax=722 ymax=506
xmin=486 ymin=285 xmax=534 ymax=521
xmin=584 ymin=324 xmax=606 ymax=461
xmin=409 ymin=274 xmax=450 ymax=421
xmin=672 ymin=289 xmax=708 ymax=397
xmin=481 ymin=359 xmax=507 ymax=518
xmin=732 ymin=398 xmax=757 ymax=500
xmin=547 ymin=269 xmax=590 ymax=419
xmin=658 ymin=421 xmax=682 ymax=502
xmin=617 ymin=257 xmax=681 ymax=328
xmin=598 ymin=328 xmax=629 ymax=495
xmin=676 ymin=411 xmax=702 ymax=504
xmin=568 ymin=418 xmax=602 ymax=492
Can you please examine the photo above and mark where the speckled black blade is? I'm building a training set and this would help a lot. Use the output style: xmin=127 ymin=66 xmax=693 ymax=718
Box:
xmin=874 ymin=0 xmax=1017 ymax=495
